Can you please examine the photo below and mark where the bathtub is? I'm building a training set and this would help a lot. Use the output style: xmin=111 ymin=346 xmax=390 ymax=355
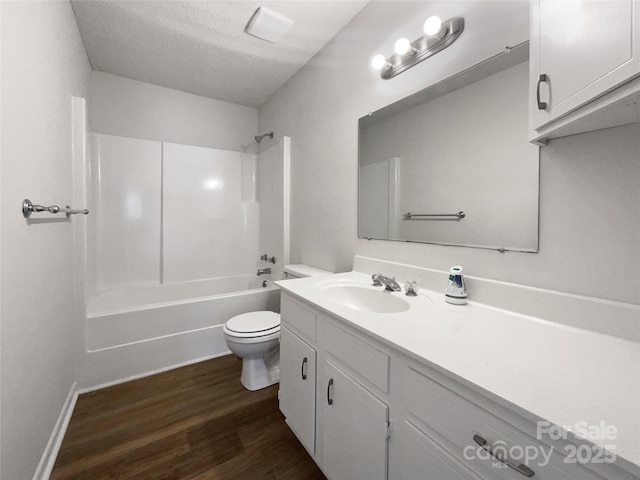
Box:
xmin=79 ymin=275 xmax=281 ymax=390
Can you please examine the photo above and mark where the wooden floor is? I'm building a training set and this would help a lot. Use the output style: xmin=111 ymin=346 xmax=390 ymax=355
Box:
xmin=51 ymin=355 xmax=326 ymax=480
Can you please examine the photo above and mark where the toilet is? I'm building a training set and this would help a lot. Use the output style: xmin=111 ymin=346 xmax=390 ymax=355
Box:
xmin=223 ymin=264 xmax=332 ymax=391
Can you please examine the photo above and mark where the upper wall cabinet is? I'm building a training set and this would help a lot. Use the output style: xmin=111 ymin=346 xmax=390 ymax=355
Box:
xmin=529 ymin=0 xmax=640 ymax=144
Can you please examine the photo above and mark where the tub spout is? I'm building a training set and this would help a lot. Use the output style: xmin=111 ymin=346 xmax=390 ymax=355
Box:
xmin=257 ymin=268 xmax=271 ymax=276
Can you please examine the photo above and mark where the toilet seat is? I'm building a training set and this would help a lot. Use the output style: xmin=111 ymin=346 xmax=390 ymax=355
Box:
xmin=223 ymin=311 xmax=280 ymax=339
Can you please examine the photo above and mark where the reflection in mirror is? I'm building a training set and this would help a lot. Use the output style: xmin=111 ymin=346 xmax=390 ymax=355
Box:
xmin=359 ymin=43 xmax=539 ymax=252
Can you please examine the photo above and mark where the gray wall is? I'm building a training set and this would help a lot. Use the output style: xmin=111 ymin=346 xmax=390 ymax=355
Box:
xmin=90 ymin=71 xmax=258 ymax=151
xmin=259 ymin=0 xmax=639 ymax=305
xmin=1 ymin=1 xmax=92 ymax=478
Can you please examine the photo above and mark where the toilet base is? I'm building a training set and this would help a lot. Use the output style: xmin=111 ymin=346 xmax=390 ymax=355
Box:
xmin=240 ymin=349 xmax=280 ymax=391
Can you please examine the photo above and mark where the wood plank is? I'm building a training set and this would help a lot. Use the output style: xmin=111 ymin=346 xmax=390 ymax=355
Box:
xmin=51 ymin=355 xmax=325 ymax=480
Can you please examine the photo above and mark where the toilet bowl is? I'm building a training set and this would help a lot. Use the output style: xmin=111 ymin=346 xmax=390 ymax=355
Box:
xmin=223 ymin=311 xmax=281 ymax=391
xmin=224 ymin=264 xmax=332 ymax=391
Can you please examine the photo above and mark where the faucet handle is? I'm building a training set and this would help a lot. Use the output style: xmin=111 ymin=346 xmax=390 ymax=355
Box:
xmin=260 ymin=254 xmax=277 ymax=264
xmin=405 ymin=280 xmax=418 ymax=296
xmin=372 ymin=273 xmax=382 ymax=286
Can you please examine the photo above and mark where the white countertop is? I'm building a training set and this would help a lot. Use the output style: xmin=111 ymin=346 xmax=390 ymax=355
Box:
xmin=275 ymin=272 xmax=640 ymax=468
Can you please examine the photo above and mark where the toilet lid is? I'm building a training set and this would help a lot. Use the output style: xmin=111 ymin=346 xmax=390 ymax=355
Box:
xmin=226 ymin=311 xmax=280 ymax=335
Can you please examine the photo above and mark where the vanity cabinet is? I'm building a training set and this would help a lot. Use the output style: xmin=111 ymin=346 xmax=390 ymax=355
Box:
xmin=278 ymin=292 xmax=635 ymax=480
xmin=401 ymin=364 xmax=604 ymax=480
xmin=279 ymin=326 xmax=316 ymax=453
xmin=279 ymin=294 xmax=391 ymax=479
xmin=321 ymin=318 xmax=391 ymax=479
xmin=529 ymin=0 xmax=640 ymax=143
xmin=321 ymin=360 xmax=389 ymax=480
xmin=397 ymin=420 xmax=481 ymax=480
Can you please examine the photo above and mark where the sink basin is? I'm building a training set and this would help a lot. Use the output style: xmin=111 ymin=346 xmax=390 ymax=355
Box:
xmin=320 ymin=285 xmax=410 ymax=314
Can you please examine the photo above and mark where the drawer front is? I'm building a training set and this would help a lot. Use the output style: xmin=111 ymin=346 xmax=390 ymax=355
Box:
xmin=325 ymin=319 xmax=390 ymax=393
xmin=406 ymin=367 xmax=601 ymax=480
xmin=398 ymin=419 xmax=481 ymax=480
xmin=281 ymin=294 xmax=317 ymax=343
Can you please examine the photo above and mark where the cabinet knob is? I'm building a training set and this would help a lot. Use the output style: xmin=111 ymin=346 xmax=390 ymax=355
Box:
xmin=536 ymin=73 xmax=549 ymax=110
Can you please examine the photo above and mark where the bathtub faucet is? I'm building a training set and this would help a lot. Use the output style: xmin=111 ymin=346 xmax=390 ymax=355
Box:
xmin=257 ymin=268 xmax=272 ymax=276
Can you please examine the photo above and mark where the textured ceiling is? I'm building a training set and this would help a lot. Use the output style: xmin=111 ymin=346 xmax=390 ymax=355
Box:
xmin=71 ymin=1 xmax=368 ymax=108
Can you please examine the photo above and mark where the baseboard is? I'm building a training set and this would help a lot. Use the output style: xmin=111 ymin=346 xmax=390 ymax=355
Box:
xmin=33 ymin=382 xmax=78 ymax=480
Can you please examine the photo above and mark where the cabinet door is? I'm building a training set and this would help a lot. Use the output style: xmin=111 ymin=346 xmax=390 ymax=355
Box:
xmin=397 ymin=420 xmax=481 ymax=480
xmin=530 ymin=0 xmax=640 ymax=130
xmin=279 ymin=327 xmax=316 ymax=453
xmin=322 ymin=360 xmax=389 ymax=480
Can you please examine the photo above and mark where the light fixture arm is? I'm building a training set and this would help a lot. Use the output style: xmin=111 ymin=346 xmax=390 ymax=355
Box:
xmin=379 ymin=17 xmax=464 ymax=80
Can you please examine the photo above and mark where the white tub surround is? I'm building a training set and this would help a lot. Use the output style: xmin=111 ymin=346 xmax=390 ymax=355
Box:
xmin=87 ymin=274 xmax=268 ymax=316
xmin=80 ymin=281 xmax=279 ymax=390
xmin=275 ymin=259 xmax=640 ymax=478
xmin=91 ymin=135 xmax=260 ymax=291
xmin=81 ymin=132 xmax=293 ymax=391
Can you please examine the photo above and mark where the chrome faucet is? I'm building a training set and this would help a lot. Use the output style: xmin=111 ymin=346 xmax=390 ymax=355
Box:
xmin=371 ymin=273 xmax=401 ymax=292
xmin=257 ymin=268 xmax=272 ymax=276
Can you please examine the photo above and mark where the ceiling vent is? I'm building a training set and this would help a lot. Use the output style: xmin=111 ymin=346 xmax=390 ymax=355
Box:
xmin=244 ymin=7 xmax=293 ymax=43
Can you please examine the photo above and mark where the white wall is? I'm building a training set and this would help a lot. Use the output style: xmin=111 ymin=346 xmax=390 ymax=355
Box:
xmin=0 ymin=1 xmax=91 ymax=478
xmin=259 ymin=0 xmax=640 ymax=306
xmin=90 ymin=71 xmax=257 ymax=151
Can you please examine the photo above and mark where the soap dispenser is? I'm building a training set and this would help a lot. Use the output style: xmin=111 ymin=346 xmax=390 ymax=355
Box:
xmin=445 ymin=266 xmax=467 ymax=305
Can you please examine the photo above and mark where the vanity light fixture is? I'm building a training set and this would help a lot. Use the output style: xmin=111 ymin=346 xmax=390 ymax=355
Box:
xmin=394 ymin=37 xmax=415 ymax=56
xmin=371 ymin=54 xmax=391 ymax=71
xmin=423 ymin=16 xmax=445 ymax=38
xmin=371 ymin=15 xmax=465 ymax=79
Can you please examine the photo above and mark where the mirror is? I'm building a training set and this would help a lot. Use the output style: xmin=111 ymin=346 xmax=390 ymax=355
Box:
xmin=358 ymin=43 xmax=539 ymax=252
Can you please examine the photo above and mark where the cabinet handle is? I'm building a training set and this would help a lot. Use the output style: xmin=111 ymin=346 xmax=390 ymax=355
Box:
xmin=473 ymin=434 xmax=535 ymax=477
xmin=301 ymin=357 xmax=308 ymax=380
xmin=536 ymin=73 xmax=548 ymax=110
xmin=327 ymin=378 xmax=334 ymax=405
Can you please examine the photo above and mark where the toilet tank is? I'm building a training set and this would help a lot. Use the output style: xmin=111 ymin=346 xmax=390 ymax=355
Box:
xmin=283 ymin=264 xmax=332 ymax=279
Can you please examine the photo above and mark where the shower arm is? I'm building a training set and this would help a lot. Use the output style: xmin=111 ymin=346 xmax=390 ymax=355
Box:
xmin=255 ymin=132 xmax=274 ymax=144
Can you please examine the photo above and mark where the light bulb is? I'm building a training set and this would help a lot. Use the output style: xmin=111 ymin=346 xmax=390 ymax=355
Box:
xmin=394 ymin=37 xmax=412 ymax=55
xmin=371 ymin=54 xmax=388 ymax=71
xmin=424 ymin=15 xmax=443 ymax=36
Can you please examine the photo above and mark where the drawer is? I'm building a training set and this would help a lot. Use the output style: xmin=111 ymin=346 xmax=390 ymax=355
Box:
xmin=281 ymin=294 xmax=317 ymax=343
xmin=398 ymin=419 xmax=481 ymax=480
xmin=325 ymin=319 xmax=390 ymax=393
xmin=405 ymin=367 xmax=602 ymax=480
